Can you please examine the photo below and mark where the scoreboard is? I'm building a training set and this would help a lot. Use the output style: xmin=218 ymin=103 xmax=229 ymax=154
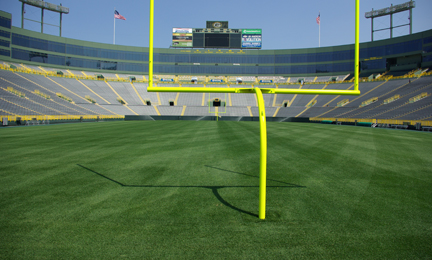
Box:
xmin=172 ymin=22 xmax=261 ymax=49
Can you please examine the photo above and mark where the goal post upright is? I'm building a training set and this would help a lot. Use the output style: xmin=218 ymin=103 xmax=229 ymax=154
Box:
xmin=355 ymin=0 xmax=360 ymax=92
xmin=147 ymin=0 xmax=361 ymax=220
xmin=148 ymin=0 xmax=154 ymax=89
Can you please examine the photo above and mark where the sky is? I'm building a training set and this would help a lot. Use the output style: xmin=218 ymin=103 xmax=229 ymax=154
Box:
xmin=1 ymin=0 xmax=431 ymax=50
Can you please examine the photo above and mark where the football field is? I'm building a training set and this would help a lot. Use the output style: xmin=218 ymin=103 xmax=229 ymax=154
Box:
xmin=1 ymin=121 xmax=431 ymax=259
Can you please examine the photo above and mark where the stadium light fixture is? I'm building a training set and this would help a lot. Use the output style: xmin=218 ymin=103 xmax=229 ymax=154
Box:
xmin=365 ymin=1 xmax=415 ymax=18
xmin=147 ymin=0 xmax=361 ymax=220
xmin=19 ymin=0 xmax=69 ymax=36
xmin=365 ymin=1 xmax=415 ymax=41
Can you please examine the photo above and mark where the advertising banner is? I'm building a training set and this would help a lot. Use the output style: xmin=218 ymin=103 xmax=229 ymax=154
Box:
xmin=172 ymin=41 xmax=193 ymax=47
xmin=242 ymin=42 xmax=262 ymax=48
xmin=172 ymin=35 xmax=193 ymax=41
xmin=172 ymin=28 xmax=192 ymax=33
xmin=241 ymin=33 xmax=262 ymax=48
xmin=242 ymin=29 xmax=262 ymax=34
xmin=172 ymin=28 xmax=193 ymax=47
xmin=242 ymin=34 xmax=262 ymax=42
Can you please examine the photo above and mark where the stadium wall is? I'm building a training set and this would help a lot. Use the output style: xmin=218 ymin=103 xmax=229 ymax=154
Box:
xmin=0 ymin=11 xmax=432 ymax=77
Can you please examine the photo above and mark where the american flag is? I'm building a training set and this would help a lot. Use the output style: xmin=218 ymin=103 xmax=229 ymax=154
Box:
xmin=316 ymin=12 xmax=320 ymax=25
xmin=114 ymin=10 xmax=126 ymax=20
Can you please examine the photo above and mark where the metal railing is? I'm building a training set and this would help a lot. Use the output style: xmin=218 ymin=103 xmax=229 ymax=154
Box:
xmin=310 ymin=117 xmax=432 ymax=126
xmin=1 ymin=63 xmax=427 ymax=87
xmin=2 ymin=115 xmax=124 ymax=121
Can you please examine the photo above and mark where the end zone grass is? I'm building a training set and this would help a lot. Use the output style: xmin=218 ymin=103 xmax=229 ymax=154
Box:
xmin=1 ymin=121 xmax=431 ymax=258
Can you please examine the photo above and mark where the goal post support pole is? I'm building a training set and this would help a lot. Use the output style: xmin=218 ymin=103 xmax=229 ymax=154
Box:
xmin=254 ymin=87 xmax=267 ymax=219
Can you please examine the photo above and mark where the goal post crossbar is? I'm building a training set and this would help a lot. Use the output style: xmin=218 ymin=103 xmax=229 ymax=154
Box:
xmin=147 ymin=87 xmax=360 ymax=96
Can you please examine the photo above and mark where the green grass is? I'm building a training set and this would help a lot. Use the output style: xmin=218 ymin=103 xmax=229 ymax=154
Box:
xmin=1 ymin=121 xmax=431 ymax=259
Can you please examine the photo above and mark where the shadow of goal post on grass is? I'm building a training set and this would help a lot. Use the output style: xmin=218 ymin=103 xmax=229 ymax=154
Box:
xmin=146 ymin=0 xmax=361 ymax=219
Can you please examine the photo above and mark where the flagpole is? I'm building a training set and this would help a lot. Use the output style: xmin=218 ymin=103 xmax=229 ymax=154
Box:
xmin=113 ymin=8 xmax=115 ymax=45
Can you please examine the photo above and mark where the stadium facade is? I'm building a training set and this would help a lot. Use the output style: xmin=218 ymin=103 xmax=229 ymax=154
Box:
xmin=0 ymin=10 xmax=431 ymax=77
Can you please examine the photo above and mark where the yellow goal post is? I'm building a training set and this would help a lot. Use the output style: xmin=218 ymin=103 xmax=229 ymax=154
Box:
xmin=146 ymin=0 xmax=361 ymax=220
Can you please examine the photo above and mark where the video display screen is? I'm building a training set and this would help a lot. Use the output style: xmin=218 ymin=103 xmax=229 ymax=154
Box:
xmin=205 ymin=34 xmax=230 ymax=48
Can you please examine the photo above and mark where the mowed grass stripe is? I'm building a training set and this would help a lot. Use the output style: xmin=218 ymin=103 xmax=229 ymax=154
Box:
xmin=0 ymin=121 xmax=431 ymax=259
